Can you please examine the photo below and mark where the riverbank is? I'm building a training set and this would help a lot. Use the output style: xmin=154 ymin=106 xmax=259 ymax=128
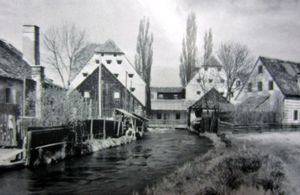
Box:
xmin=142 ymin=132 xmax=290 ymax=195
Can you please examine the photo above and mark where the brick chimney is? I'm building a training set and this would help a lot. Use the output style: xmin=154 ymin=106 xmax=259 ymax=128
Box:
xmin=23 ymin=25 xmax=44 ymax=118
xmin=22 ymin=25 xmax=40 ymax=65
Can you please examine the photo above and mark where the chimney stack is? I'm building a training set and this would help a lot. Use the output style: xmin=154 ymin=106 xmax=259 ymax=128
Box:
xmin=22 ymin=25 xmax=40 ymax=65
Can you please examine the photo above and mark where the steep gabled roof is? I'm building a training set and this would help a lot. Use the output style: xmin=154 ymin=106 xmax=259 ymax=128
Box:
xmin=190 ymin=88 xmax=234 ymax=111
xmin=202 ymin=55 xmax=222 ymax=68
xmin=260 ymin=56 xmax=300 ymax=97
xmin=0 ymin=39 xmax=32 ymax=80
xmin=95 ymin=39 xmax=124 ymax=54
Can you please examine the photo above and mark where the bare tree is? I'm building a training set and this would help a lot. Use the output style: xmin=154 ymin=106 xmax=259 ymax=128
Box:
xmin=203 ymin=28 xmax=213 ymax=64
xmin=43 ymin=23 xmax=87 ymax=89
xmin=179 ymin=12 xmax=198 ymax=86
xmin=134 ymin=17 xmax=153 ymax=115
xmin=217 ymin=42 xmax=254 ymax=100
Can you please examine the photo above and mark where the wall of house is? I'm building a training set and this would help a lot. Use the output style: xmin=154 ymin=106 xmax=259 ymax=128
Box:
xmin=185 ymin=66 xmax=227 ymax=102
xmin=283 ymin=98 xmax=300 ymax=124
xmin=150 ymin=110 xmax=187 ymax=126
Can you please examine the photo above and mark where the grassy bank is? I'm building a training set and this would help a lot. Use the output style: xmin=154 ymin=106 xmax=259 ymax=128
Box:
xmin=139 ymin=133 xmax=288 ymax=195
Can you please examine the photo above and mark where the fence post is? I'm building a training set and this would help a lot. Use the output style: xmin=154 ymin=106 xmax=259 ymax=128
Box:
xmin=25 ymin=131 xmax=32 ymax=166
xmin=117 ymin=119 xmax=121 ymax=137
xmin=103 ymin=119 xmax=106 ymax=139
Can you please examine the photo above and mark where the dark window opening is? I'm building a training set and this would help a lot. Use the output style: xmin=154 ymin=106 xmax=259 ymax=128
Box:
xmin=217 ymin=68 xmax=221 ymax=71
xmin=176 ymin=113 xmax=180 ymax=120
xmin=106 ymin=59 xmax=112 ymax=64
xmin=5 ymin=88 xmax=11 ymax=103
xmin=258 ymin=81 xmax=263 ymax=91
xmin=258 ymin=65 xmax=263 ymax=74
xmin=294 ymin=110 xmax=298 ymax=120
xmin=220 ymin=79 xmax=225 ymax=83
xmin=236 ymin=80 xmax=241 ymax=87
xmin=269 ymin=81 xmax=274 ymax=90
xmin=197 ymin=91 xmax=201 ymax=95
xmin=248 ymin=83 xmax=252 ymax=92
xmin=95 ymin=59 xmax=100 ymax=64
xmin=204 ymin=67 xmax=208 ymax=71
xmin=209 ymin=79 xmax=213 ymax=83
xmin=113 ymin=54 xmax=117 ymax=57
xmin=157 ymin=113 xmax=162 ymax=119
xmin=117 ymin=60 xmax=122 ymax=64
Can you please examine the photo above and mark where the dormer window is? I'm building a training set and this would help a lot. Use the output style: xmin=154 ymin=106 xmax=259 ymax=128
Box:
xmin=101 ymin=53 xmax=104 ymax=56
xmin=128 ymin=73 xmax=134 ymax=78
xmin=258 ymin=65 xmax=263 ymax=74
xmin=106 ymin=59 xmax=112 ymax=64
xmin=117 ymin=60 xmax=122 ymax=64
xmin=95 ymin=59 xmax=100 ymax=64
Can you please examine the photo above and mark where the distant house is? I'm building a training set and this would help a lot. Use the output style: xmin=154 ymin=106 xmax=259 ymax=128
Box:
xmin=150 ymin=87 xmax=188 ymax=128
xmin=235 ymin=56 xmax=300 ymax=124
xmin=185 ymin=56 xmax=228 ymax=102
xmin=69 ymin=40 xmax=146 ymax=118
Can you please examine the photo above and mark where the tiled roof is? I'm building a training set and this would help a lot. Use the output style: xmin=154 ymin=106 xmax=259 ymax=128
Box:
xmin=151 ymin=87 xmax=184 ymax=93
xmin=0 ymin=39 xmax=32 ymax=80
xmin=260 ymin=56 xmax=300 ymax=97
xmin=202 ymin=55 xmax=222 ymax=68
xmin=94 ymin=40 xmax=124 ymax=54
xmin=151 ymin=99 xmax=188 ymax=111
xmin=190 ymin=88 xmax=234 ymax=111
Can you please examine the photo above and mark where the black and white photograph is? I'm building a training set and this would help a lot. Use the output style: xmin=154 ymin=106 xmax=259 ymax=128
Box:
xmin=0 ymin=0 xmax=300 ymax=194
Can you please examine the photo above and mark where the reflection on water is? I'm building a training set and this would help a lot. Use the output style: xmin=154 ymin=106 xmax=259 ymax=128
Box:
xmin=0 ymin=129 xmax=212 ymax=195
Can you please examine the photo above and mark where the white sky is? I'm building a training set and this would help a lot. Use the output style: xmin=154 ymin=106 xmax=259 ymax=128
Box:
xmin=1 ymin=0 xmax=300 ymax=86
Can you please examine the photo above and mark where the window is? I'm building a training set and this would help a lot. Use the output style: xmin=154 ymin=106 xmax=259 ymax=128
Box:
xmin=220 ymin=92 xmax=224 ymax=96
xmin=113 ymin=54 xmax=117 ymax=57
xmin=113 ymin=91 xmax=120 ymax=99
xmin=269 ymin=81 xmax=274 ymax=90
xmin=101 ymin=53 xmax=104 ymax=56
xmin=248 ymin=83 xmax=252 ymax=92
xmin=196 ymin=78 xmax=201 ymax=83
xmin=258 ymin=65 xmax=263 ymax=74
xmin=158 ymin=94 xmax=164 ymax=99
xmin=236 ymin=80 xmax=241 ymax=87
xmin=106 ymin=59 xmax=112 ymax=64
xmin=157 ymin=113 xmax=162 ymax=119
xmin=258 ymin=81 xmax=263 ymax=91
xmin=117 ymin=60 xmax=122 ymax=64
xmin=204 ymin=67 xmax=208 ymax=71
xmin=220 ymin=79 xmax=225 ymax=83
xmin=176 ymin=113 xmax=181 ymax=120
xmin=209 ymin=79 xmax=213 ymax=83
xmin=294 ymin=110 xmax=298 ymax=121
xmin=197 ymin=91 xmax=201 ymax=95
xmin=95 ymin=59 xmax=100 ymax=64
xmin=217 ymin=68 xmax=221 ymax=71
xmin=5 ymin=88 xmax=11 ymax=103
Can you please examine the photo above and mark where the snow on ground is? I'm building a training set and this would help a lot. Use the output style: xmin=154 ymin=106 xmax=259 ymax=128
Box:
xmin=0 ymin=149 xmax=23 ymax=162
xmin=85 ymin=135 xmax=136 ymax=152
xmin=228 ymin=131 xmax=300 ymax=194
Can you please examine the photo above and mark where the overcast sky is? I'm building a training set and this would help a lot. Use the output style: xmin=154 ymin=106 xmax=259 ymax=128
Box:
xmin=1 ymin=0 xmax=300 ymax=86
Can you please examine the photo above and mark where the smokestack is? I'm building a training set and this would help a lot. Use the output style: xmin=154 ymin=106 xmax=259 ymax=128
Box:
xmin=22 ymin=25 xmax=40 ymax=65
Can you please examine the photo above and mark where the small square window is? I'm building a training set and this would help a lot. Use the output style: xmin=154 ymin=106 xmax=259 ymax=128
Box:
xmin=196 ymin=78 xmax=201 ymax=83
xmin=106 ymin=59 xmax=112 ymax=64
xmin=176 ymin=113 xmax=180 ymax=120
xmin=117 ymin=60 xmax=122 ymax=64
xmin=220 ymin=79 xmax=225 ymax=83
xmin=294 ymin=110 xmax=298 ymax=120
xmin=197 ymin=91 xmax=201 ymax=95
xmin=113 ymin=54 xmax=117 ymax=57
xmin=95 ymin=59 xmax=100 ymax=64
xmin=204 ymin=67 xmax=208 ymax=71
xmin=217 ymin=68 xmax=221 ymax=71
xmin=258 ymin=81 xmax=263 ymax=91
xmin=157 ymin=113 xmax=162 ymax=119
xmin=209 ymin=79 xmax=213 ymax=83
xmin=258 ymin=65 xmax=263 ymax=74
xmin=248 ymin=83 xmax=252 ymax=92
xmin=269 ymin=81 xmax=274 ymax=90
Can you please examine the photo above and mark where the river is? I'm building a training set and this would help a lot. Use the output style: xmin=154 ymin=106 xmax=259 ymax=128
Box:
xmin=0 ymin=128 xmax=212 ymax=195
